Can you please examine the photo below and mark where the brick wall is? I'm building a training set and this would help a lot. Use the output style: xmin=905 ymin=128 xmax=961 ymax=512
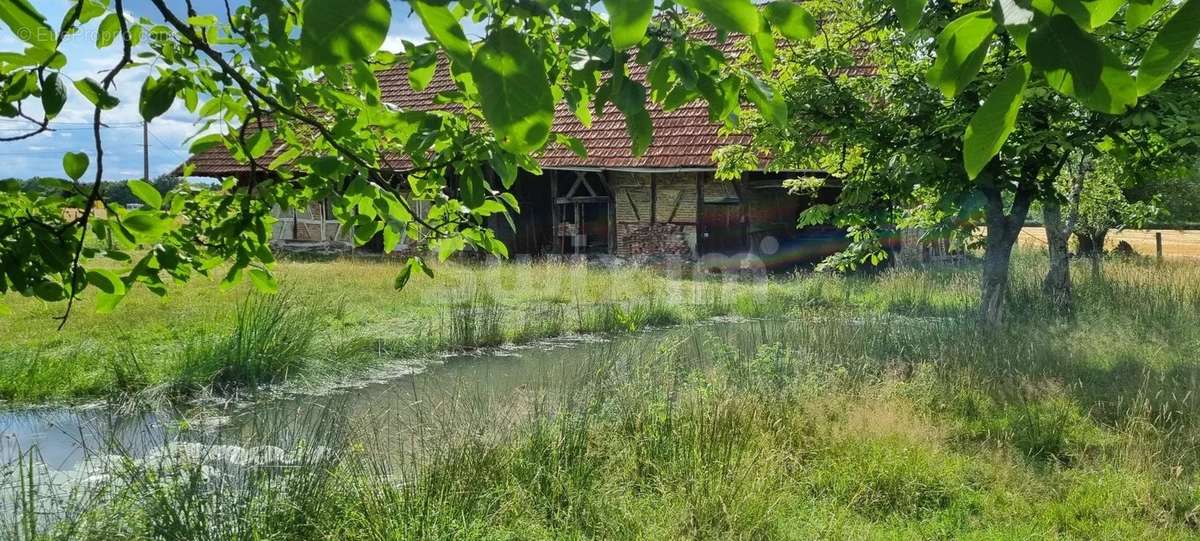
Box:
xmin=616 ymin=222 xmax=696 ymax=258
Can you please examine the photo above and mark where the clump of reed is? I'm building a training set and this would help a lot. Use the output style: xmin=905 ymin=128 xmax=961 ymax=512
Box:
xmin=441 ymin=288 xmax=505 ymax=349
xmin=174 ymin=292 xmax=319 ymax=394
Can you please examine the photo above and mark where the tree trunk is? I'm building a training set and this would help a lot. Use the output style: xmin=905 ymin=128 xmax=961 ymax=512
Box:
xmin=1042 ymin=200 xmax=1072 ymax=315
xmin=980 ymin=234 xmax=1015 ymax=325
xmin=980 ymin=186 xmax=1035 ymax=326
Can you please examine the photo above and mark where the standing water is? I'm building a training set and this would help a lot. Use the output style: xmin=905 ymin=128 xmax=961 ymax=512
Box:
xmin=1 ymin=320 xmax=774 ymax=476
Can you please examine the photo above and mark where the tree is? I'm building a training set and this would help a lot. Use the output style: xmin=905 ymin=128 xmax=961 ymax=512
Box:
xmin=1058 ymin=155 xmax=1164 ymax=274
xmin=2 ymin=0 xmax=1198 ymax=327
xmin=1127 ymin=161 xmax=1200 ymax=226
xmin=719 ymin=0 xmax=1200 ymax=324
xmin=0 ymin=0 xmax=806 ymax=322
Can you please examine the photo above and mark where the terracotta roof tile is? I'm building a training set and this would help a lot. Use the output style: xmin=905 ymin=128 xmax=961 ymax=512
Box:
xmin=182 ymin=28 xmax=873 ymax=177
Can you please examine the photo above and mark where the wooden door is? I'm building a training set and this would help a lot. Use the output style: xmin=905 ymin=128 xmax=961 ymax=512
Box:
xmin=699 ymin=202 xmax=748 ymax=255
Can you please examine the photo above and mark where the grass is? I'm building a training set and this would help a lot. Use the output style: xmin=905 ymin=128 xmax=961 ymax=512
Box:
xmin=0 ymin=259 xmax=804 ymax=403
xmin=4 ymin=250 xmax=1200 ymax=539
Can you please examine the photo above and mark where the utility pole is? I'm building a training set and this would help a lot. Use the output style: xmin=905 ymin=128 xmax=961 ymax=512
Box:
xmin=143 ymin=120 xmax=150 ymax=183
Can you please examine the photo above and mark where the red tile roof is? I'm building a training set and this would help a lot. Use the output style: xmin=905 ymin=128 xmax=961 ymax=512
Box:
xmin=182 ymin=29 xmax=873 ymax=177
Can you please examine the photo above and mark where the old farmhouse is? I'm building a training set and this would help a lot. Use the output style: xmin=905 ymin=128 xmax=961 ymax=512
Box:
xmin=182 ymin=50 xmax=854 ymax=269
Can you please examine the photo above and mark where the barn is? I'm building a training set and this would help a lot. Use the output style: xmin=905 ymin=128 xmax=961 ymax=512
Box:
xmin=181 ymin=48 xmax=854 ymax=269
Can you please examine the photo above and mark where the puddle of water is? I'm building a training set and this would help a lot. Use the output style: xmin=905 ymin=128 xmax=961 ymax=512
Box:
xmin=1 ymin=322 xmax=765 ymax=473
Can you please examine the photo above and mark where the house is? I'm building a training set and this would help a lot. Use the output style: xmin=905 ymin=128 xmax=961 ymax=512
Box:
xmin=181 ymin=41 xmax=854 ymax=270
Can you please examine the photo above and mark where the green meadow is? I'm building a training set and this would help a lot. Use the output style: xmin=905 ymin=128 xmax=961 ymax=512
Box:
xmin=5 ymin=252 xmax=1200 ymax=539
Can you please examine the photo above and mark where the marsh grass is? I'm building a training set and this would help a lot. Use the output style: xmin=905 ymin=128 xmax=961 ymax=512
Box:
xmin=8 ymin=264 xmax=1200 ymax=538
xmin=0 ymin=260 xmax=799 ymax=403
xmin=175 ymin=292 xmax=319 ymax=394
xmin=6 ymin=252 xmax=1200 ymax=538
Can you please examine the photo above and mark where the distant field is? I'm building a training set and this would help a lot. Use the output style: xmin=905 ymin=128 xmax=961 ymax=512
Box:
xmin=1018 ymin=227 xmax=1200 ymax=258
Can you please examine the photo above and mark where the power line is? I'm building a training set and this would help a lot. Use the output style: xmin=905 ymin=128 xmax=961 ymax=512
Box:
xmin=146 ymin=126 xmax=188 ymax=162
xmin=0 ymin=120 xmax=146 ymax=127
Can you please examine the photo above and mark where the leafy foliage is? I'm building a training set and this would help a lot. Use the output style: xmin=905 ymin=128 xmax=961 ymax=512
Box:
xmin=717 ymin=0 xmax=1200 ymax=321
xmin=0 ymin=0 xmax=808 ymax=320
xmin=1 ymin=0 xmax=1197 ymax=323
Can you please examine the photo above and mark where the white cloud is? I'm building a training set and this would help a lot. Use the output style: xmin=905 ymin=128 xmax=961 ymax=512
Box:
xmin=2 ymin=0 xmax=427 ymax=180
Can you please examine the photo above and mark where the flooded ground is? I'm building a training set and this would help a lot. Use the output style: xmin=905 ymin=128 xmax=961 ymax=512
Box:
xmin=0 ymin=320 xmax=773 ymax=478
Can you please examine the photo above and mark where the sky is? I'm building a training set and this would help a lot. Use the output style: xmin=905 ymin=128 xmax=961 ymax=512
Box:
xmin=0 ymin=0 xmax=436 ymax=181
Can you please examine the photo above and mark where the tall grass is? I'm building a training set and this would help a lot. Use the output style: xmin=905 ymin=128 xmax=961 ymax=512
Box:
xmin=175 ymin=292 xmax=318 ymax=393
xmin=6 ymin=253 xmax=1200 ymax=538
xmin=0 ymin=260 xmax=803 ymax=403
xmin=8 ymin=251 xmax=1200 ymax=539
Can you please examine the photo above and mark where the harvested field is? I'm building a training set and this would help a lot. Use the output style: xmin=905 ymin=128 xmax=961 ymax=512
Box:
xmin=1018 ymin=227 xmax=1200 ymax=258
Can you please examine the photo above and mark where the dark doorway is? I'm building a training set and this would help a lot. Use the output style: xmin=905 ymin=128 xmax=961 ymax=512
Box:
xmin=553 ymin=171 xmax=612 ymax=254
xmin=699 ymin=200 xmax=748 ymax=256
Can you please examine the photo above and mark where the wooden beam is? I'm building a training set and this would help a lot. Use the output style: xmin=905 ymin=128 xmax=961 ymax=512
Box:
xmin=550 ymin=171 xmax=559 ymax=254
xmin=666 ymin=189 xmax=684 ymax=223
xmin=696 ymin=172 xmax=705 ymax=255
xmin=734 ymin=174 xmax=750 ymax=252
xmin=649 ymin=173 xmax=657 ymax=224
xmin=605 ymin=171 xmax=616 ymax=254
xmin=625 ymin=191 xmax=641 ymax=222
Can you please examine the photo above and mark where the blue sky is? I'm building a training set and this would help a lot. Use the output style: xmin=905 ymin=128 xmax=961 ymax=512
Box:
xmin=0 ymin=0 xmax=435 ymax=181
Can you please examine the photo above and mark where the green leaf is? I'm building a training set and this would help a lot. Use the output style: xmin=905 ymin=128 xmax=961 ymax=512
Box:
xmin=964 ymin=63 xmax=1030 ymax=179
xmin=471 ymin=28 xmax=554 ymax=155
xmin=393 ymin=262 xmax=412 ymax=290
xmin=407 ymin=42 xmax=438 ymax=91
xmin=626 ymin=110 xmax=653 ymax=156
xmin=697 ymin=75 xmax=740 ymax=123
xmin=1126 ymin=0 xmax=1166 ymax=29
xmin=763 ymin=1 xmax=817 ymax=40
xmin=472 ymin=199 xmax=508 ymax=216
xmin=63 ymin=151 xmax=89 ymax=180
xmin=383 ymin=223 xmax=401 ymax=252
xmin=247 ymin=129 xmax=272 ymax=159
xmin=750 ymin=31 xmax=775 ymax=72
xmin=33 ymin=281 xmax=66 ymax=302
xmin=679 ymin=0 xmax=762 ymax=35
xmin=123 ymin=211 xmax=169 ymax=238
xmin=139 ymin=73 xmax=178 ymax=122
xmin=411 ymin=0 xmax=473 ymax=67
xmin=96 ymin=12 xmax=119 ymax=47
xmin=73 ymin=78 xmax=119 ymax=109
xmin=41 ymin=73 xmax=66 ymax=118
xmin=0 ymin=0 xmax=55 ymax=52
xmin=413 ymin=256 xmax=434 ymax=278
xmin=612 ymin=76 xmax=654 ymax=155
xmin=95 ymin=291 xmax=125 ymax=314
xmin=926 ymin=11 xmax=996 ymax=98
xmin=352 ymin=217 xmax=382 ymax=246
xmin=300 ymin=0 xmax=391 ymax=66
xmin=1136 ymin=0 xmax=1200 ymax=96
xmin=188 ymin=133 xmax=224 ymax=154
xmin=73 ymin=0 xmax=107 ymax=25
xmin=889 ymin=0 xmax=926 ymax=31
xmin=1045 ymin=0 xmax=1124 ymax=29
xmin=436 ymin=236 xmax=465 ymax=261
xmin=490 ymin=150 xmax=518 ymax=189
xmin=86 ymin=269 xmax=126 ymax=295
xmin=992 ymin=0 xmax=1035 ymax=46
xmin=127 ymin=179 xmax=163 ymax=208
xmin=556 ymin=134 xmax=588 ymax=159
xmin=1027 ymin=15 xmax=1137 ymax=114
xmin=745 ymin=75 xmax=788 ymax=127
xmin=248 ymin=269 xmax=279 ymax=294
xmin=605 ymin=0 xmax=654 ymax=50
xmin=220 ymin=266 xmax=243 ymax=291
